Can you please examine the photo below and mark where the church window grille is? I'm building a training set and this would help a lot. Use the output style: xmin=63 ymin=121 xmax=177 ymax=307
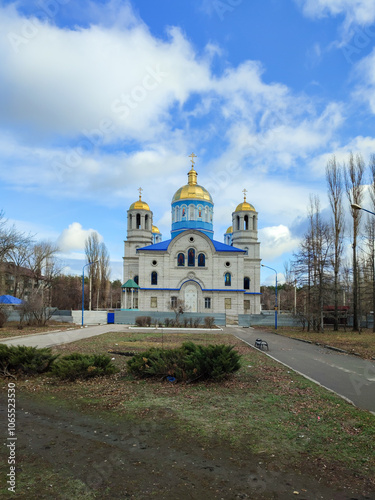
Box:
xmin=225 ymin=272 xmax=231 ymax=286
xmin=189 ymin=204 xmax=195 ymax=220
xmin=204 ymin=297 xmax=211 ymax=309
xmin=151 ymin=297 xmax=157 ymax=308
xmin=188 ymin=248 xmax=195 ymax=267
xmin=244 ymin=215 xmax=249 ymax=230
xmin=244 ymin=277 xmax=250 ymax=290
xmin=198 ymin=253 xmax=205 ymax=267
xmin=171 ymin=296 xmax=177 ymax=308
xmin=134 ymin=275 xmax=139 ymax=285
xmin=225 ymin=298 xmax=231 ymax=309
xmin=151 ymin=271 xmax=157 ymax=285
xmin=177 ymin=253 xmax=185 ymax=266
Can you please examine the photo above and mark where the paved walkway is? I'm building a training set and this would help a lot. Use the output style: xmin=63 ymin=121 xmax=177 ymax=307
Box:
xmin=227 ymin=326 xmax=375 ymax=414
xmin=0 ymin=324 xmax=129 ymax=348
xmin=2 ymin=324 xmax=375 ymax=414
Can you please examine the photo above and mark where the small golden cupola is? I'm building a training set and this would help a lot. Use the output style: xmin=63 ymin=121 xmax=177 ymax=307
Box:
xmin=129 ymin=188 xmax=150 ymax=211
xmin=235 ymin=189 xmax=255 ymax=212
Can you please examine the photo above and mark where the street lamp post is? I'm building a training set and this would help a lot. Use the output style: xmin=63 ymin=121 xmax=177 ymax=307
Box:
xmin=261 ymin=264 xmax=278 ymax=330
xmin=82 ymin=261 xmax=98 ymax=327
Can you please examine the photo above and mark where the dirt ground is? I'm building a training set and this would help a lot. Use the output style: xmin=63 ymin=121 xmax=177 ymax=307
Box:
xmin=1 ymin=392 xmax=374 ymax=500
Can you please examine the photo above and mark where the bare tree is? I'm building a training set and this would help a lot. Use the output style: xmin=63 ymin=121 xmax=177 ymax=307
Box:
xmin=84 ymin=233 xmax=111 ymax=309
xmin=326 ymin=155 xmax=345 ymax=331
xmin=293 ymin=196 xmax=332 ymax=331
xmin=345 ymin=153 xmax=365 ymax=331
xmin=367 ymin=154 xmax=375 ymax=332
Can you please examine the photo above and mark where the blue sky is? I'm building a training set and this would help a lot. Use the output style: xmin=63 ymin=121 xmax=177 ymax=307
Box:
xmin=1 ymin=0 xmax=375 ymax=284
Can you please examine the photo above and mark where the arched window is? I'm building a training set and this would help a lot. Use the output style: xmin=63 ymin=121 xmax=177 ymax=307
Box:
xmin=244 ymin=277 xmax=250 ymax=290
xmin=188 ymin=248 xmax=195 ymax=267
xmin=177 ymin=253 xmax=185 ymax=266
xmin=151 ymin=271 xmax=157 ymax=285
xmin=236 ymin=215 xmax=240 ymax=230
xmin=198 ymin=253 xmax=205 ymax=267
xmin=129 ymin=214 xmax=133 ymax=229
xmin=205 ymin=206 xmax=209 ymax=222
xmin=145 ymin=214 xmax=149 ymax=230
xmin=189 ymin=204 xmax=195 ymax=220
xmin=134 ymin=275 xmax=139 ymax=285
xmin=244 ymin=247 xmax=249 ymax=256
xmin=198 ymin=206 xmax=202 ymax=218
xmin=225 ymin=273 xmax=231 ymax=286
xmin=244 ymin=215 xmax=249 ymax=230
xmin=182 ymin=206 xmax=187 ymax=219
xmin=176 ymin=206 xmax=180 ymax=221
xmin=136 ymin=213 xmax=141 ymax=229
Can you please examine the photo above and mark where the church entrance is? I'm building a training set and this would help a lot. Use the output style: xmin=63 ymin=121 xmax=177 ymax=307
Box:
xmin=184 ymin=284 xmax=198 ymax=312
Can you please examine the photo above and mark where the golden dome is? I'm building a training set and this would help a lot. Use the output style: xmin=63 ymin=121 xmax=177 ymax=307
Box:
xmin=152 ymin=225 xmax=160 ymax=234
xmin=225 ymin=226 xmax=233 ymax=234
xmin=235 ymin=201 xmax=255 ymax=212
xmin=129 ymin=189 xmax=150 ymax=211
xmin=235 ymin=190 xmax=255 ymax=212
xmin=172 ymin=166 xmax=213 ymax=203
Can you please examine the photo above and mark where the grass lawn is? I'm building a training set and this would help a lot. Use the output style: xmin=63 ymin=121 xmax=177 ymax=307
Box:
xmin=257 ymin=326 xmax=375 ymax=359
xmin=0 ymin=321 xmax=74 ymax=339
xmin=2 ymin=330 xmax=373 ymax=498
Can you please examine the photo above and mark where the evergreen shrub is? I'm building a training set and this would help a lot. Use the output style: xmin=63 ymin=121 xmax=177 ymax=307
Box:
xmin=51 ymin=353 xmax=119 ymax=381
xmin=0 ymin=345 xmax=58 ymax=376
xmin=127 ymin=341 xmax=241 ymax=382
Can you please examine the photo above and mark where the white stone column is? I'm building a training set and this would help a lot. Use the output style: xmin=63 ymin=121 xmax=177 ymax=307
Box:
xmin=131 ymin=288 xmax=134 ymax=309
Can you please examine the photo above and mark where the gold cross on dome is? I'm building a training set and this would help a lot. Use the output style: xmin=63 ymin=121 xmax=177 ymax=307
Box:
xmin=189 ymin=152 xmax=197 ymax=166
xmin=138 ymin=187 xmax=143 ymax=199
xmin=243 ymin=188 xmax=247 ymax=201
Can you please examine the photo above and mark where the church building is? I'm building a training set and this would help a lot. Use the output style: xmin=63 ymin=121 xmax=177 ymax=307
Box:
xmin=122 ymin=154 xmax=261 ymax=322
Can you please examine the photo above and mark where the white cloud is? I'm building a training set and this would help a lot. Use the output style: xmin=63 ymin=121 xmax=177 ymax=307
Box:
xmin=259 ymin=225 xmax=301 ymax=261
xmin=57 ymin=222 xmax=102 ymax=252
xmin=295 ymin=0 xmax=375 ymax=26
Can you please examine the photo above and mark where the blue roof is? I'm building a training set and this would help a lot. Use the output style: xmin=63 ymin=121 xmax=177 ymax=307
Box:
xmin=0 ymin=295 xmax=23 ymax=304
xmin=138 ymin=239 xmax=172 ymax=251
xmin=138 ymin=237 xmax=245 ymax=253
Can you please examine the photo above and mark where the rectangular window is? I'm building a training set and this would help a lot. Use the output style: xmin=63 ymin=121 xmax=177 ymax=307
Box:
xmin=244 ymin=300 xmax=250 ymax=311
xmin=225 ymin=298 xmax=231 ymax=310
xmin=171 ymin=296 xmax=177 ymax=308
xmin=150 ymin=297 xmax=157 ymax=308
xmin=204 ymin=297 xmax=211 ymax=309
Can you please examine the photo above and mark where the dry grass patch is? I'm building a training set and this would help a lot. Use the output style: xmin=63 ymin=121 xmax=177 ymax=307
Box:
xmin=0 ymin=321 xmax=73 ymax=339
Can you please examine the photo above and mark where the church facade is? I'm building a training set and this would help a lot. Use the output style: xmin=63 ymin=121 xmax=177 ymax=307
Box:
xmin=122 ymin=155 xmax=261 ymax=321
